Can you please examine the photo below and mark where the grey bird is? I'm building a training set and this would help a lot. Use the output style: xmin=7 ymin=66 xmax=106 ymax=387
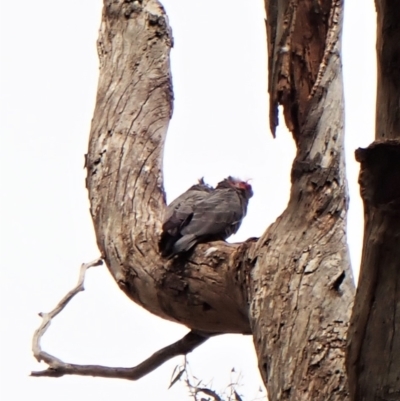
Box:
xmin=168 ymin=176 xmax=253 ymax=257
xmin=159 ymin=178 xmax=213 ymax=256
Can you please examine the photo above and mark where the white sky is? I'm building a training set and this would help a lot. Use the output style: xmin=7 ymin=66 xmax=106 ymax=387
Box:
xmin=0 ymin=1 xmax=376 ymax=400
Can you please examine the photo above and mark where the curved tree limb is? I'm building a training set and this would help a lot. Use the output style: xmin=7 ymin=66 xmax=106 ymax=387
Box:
xmin=31 ymin=257 xmax=211 ymax=380
xmin=29 ymin=0 xmax=400 ymax=396
xmin=85 ymin=0 xmax=253 ymax=336
xmin=81 ymin=0 xmax=353 ymax=397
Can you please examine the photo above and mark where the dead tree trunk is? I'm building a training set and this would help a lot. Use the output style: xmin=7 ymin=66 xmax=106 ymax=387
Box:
xmin=346 ymin=1 xmax=400 ymax=399
xmin=84 ymin=0 xmax=355 ymax=399
xmin=249 ymin=1 xmax=354 ymax=399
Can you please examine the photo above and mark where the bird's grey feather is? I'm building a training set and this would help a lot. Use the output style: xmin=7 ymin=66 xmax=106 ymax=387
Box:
xmin=159 ymin=179 xmax=213 ymax=256
xmin=170 ymin=178 xmax=253 ymax=255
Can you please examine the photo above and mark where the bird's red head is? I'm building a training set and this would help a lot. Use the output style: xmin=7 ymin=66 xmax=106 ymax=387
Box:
xmin=227 ymin=177 xmax=253 ymax=199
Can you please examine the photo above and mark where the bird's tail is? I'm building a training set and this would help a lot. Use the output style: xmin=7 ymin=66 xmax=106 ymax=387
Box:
xmin=159 ymin=232 xmax=178 ymax=257
xmin=171 ymin=234 xmax=198 ymax=256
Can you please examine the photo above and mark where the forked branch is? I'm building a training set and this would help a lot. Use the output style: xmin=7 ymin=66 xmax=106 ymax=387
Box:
xmin=31 ymin=257 xmax=210 ymax=380
xmin=32 ymin=257 xmax=104 ymax=366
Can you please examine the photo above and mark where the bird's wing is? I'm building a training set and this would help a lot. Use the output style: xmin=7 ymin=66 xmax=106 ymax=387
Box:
xmin=162 ymin=191 xmax=210 ymax=232
xmin=180 ymin=189 xmax=244 ymax=239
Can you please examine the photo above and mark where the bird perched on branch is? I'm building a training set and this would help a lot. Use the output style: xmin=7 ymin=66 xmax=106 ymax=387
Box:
xmin=159 ymin=178 xmax=213 ymax=257
xmin=159 ymin=176 xmax=253 ymax=257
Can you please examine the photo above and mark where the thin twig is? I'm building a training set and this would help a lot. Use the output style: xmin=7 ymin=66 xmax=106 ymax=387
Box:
xmin=31 ymin=257 xmax=210 ymax=380
xmin=32 ymin=257 xmax=104 ymax=366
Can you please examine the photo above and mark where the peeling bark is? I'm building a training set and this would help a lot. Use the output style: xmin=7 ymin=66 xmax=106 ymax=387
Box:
xmin=85 ymin=0 xmax=355 ymax=398
xmin=265 ymin=0 xmax=340 ymax=142
xmin=249 ymin=1 xmax=354 ymax=399
xmin=346 ymin=1 xmax=400 ymax=399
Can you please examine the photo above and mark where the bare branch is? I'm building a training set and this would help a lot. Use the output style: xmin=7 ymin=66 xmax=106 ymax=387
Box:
xmin=32 ymin=257 xmax=104 ymax=366
xmin=31 ymin=256 xmax=210 ymax=380
xmin=31 ymin=330 xmax=210 ymax=380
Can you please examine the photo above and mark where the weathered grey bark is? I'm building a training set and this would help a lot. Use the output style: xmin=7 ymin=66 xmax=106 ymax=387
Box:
xmin=85 ymin=0 xmax=355 ymax=398
xmin=248 ymin=1 xmax=355 ymax=399
xmin=86 ymin=0 xmax=252 ymax=335
xmin=346 ymin=1 xmax=400 ymax=399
